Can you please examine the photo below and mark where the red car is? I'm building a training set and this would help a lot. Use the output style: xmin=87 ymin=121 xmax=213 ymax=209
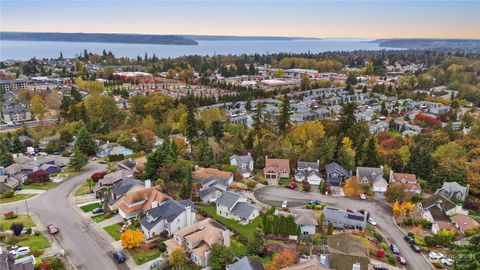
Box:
xmin=284 ymin=182 xmax=297 ymax=189
xmin=47 ymin=224 xmax=59 ymax=234
xmin=397 ymin=255 xmax=406 ymax=265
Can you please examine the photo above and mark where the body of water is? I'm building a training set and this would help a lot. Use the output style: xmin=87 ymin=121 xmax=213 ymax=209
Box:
xmin=0 ymin=39 xmax=397 ymax=60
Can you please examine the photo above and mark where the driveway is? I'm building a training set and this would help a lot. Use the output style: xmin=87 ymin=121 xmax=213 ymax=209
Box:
xmin=254 ymin=186 xmax=433 ymax=270
xmin=1 ymin=162 xmax=129 ymax=270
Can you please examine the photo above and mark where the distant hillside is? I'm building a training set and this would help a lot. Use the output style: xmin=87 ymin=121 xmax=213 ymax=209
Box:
xmin=182 ymin=35 xmax=321 ymax=41
xmin=0 ymin=32 xmax=198 ymax=45
xmin=376 ymin=38 xmax=480 ymax=50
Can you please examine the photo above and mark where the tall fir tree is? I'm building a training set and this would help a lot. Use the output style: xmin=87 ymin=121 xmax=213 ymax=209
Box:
xmin=75 ymin=127 xmax=96 ymax=156
xmin=364 ymin=136 xmax=379 ymax=167
xmin=179 ymin=168 xmax=192 ymax=199
xmin=184 ymin=94 xmax=198 ymax=145
xmin=0 ymin=138 xmax=14 ymax=167
xmin=278 ymin=95 xmax=291 ymax=135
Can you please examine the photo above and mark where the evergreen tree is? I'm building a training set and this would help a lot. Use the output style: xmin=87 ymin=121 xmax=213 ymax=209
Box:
xmin=75 ymin=127 xmax=96 ymax=156
xmin=0 ymin=138 xmax=14 ymax=167
xmin=194 ymin=137 xmax=213 ymax=167
xmin=364 ymin=136 xmax=379 ymax=167
xmin=247 ymin=228 xmax=265 ymax=255
xmin=245 ymin=97 xmax=252 ymax=111
xmin=184 ymin=95 xmax=198 ymax=144
xmin=278 ymin=95 xmax=291 ymax=135
xmin=143 ymin=143 xmax=176 ymax=180
xmin=179 ymin=169 xmax=192 ymax=199
xmin=11 ymin=135 xmax=25 ymax=153
xmin=210 ymin=244 xmax=235 ymax=270
xmin=69 ymin=150 xmax=88 ymax=170
xmin=210 ymin=120 xmax=224 ymax=142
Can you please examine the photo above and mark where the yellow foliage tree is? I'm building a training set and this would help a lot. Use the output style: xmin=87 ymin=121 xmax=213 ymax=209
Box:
xmin=344 ymin=176 xmax=362 ymax=197
xmin=120 ymin=229 xmax=145 ymax=249
xmin=392 ymin=201 xmax=414 ymax=216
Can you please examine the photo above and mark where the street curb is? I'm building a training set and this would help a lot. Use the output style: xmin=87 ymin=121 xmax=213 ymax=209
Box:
xmin=391 ymin=215 xmax=435 ymax=270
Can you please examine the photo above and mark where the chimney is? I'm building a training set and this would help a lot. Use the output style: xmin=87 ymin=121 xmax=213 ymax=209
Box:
xmin=222 ymin=230 xmax=231 ymax=247
xmin=145 ymin=179 xmax=151 ymax=188
xmin=352 ymin=263 xmax=361 ymax=270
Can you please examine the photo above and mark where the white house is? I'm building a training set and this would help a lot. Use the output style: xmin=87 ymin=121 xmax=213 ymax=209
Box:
xmin=356 ymin=166 xmax=388 ymax=193
xmin=216 ymin=191 xmax=260 ymax=224
xmin=294 ymin=161 xmax=323 ymax=185
xmin=229 ymin=154 xmax=254 ymax=178
xmin=292 ymin=209 xmax=318 ymax=235
xmin=139 ymin=200 xmax=196 ymax=239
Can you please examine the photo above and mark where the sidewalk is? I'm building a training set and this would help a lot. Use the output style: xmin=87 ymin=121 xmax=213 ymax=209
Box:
xmin=98 ymin=215 xmax=122 ymax=228
xmin=17 ymin=189 xmax=46 ymax=195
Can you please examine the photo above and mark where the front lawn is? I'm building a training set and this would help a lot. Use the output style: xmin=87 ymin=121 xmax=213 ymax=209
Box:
xmin=91 ymin=214 xmax=107 ymax=223
xmin=80 ymin=202 xmax=101 ymax=212
xmin=75 ymin=180 xmax=94 ymax=196
xmin=278 ymin=178 xmax=291 ymax=186
xmin=23 ymin=181 xmax=57 ymax=190
xmin=104 ymin=223 xmax=122 ymax=240
xmin=0 ymin=194 xmax=34 ymax=204
xmin=198 ymin=205 xmax=261 ymax=240
xmin=0 ymin=215 xmax=36 ymax=230
xmin=231 ymin=238 xmax=247 ymax=256
xmin=16 ymin=233 xmax=51 ymax=250
xmin=128 ymin=248 xmax=162 ymax=265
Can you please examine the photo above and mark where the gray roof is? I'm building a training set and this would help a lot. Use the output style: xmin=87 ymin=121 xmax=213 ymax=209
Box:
xmin=216 ymin=191 xmax=242 ymax=209
xmin=201 ymin=175 xmax=227 ymax=187
xmin=139 ymin=200 xmax=194 ymax=230
xmin=228 ymin=257 xmax=265 ymax=270
xmin=111 ymin=178 xmax=143 ymax=197
xmin=199 ymin=183 xmax=227 ymax=198
xmin=297 ymin=161 xmax=319 ymax=170
xmin=436 ymin=182 xmax=469 ymax=200
xmin=295 ymin=169 xmax=321 ymax=179
xmin=230 ymin=154 xmax=253 ymax=164
xmin=356 ymin=166 xmax=384 ymax=182
xmin=325 ymin=162 xmax=351 ymax=176
xmin=292 ymin=209 xmax=318 ymax=226
xmin=230 ymin=202 xmax=258 ymax=220
xmin=421 ymin=193 xmax=457 ymax=212
xmin=116 ymin=159 xmax=136 ymax=171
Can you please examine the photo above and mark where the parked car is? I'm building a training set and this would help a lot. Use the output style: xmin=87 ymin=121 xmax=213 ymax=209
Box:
xmin=397 ymin=255 xmax=407 ymax=265
xmin=404 ymin=235 xmax=414 ymax=244
xmin=429 ymin=251 xmax=444 ymax=260
xmin=410 ymin=243 xmax=421 ymax=253
xmin=373 ymin=264 xmax=390 ymax=270
xmin=284 ymin=182 xmax=297 ymax=189
xmin=113 ymin=251 xmax=126 ymax=263
xmin=360 ymin=194 xmax=366 ymax=200
xmin=368 ymin=217 xmax=377 ymax=226
xmin=47 ymin=224 xmax=59 ymax=234
xmin=309 ymin=200 xmax=321 ymax=205
xmin=390 ymin=244 xmax=400 ymax=255
xmin=99 ymin=160 xmax=107 ymax=164
xmin=281 ymin=200 xmax=288 ymax=208
xmin=92 ymin=208 xmax=104 ymax=214
xmin=10 ymin=246 xmax=30 ymax=257
xmin=441 ymin=258 xmax=453 ymax=266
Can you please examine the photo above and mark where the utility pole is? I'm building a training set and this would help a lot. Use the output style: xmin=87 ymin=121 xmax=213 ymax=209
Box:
xmin=25 ymin=199 xmax=29 ymax=216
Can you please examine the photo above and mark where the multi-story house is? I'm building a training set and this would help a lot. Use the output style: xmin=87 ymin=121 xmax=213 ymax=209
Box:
xmin=216 ymin=191 xmax=259 ymax=224
xmin=323 ymin=206 xmax=367 ymax=230
xmin=325 ymin=162 xmax=351 ymax=187
xmin=117 ymin=185 xmax=171 ymax=219
xmin=294 ymin=161 xmax=322 ymax=185
xmin=263 ymin=156 xmax=290 ymax=181
xmin=389 ymin=172 xmax=422 ymax=194
xmin=229 ymin=154 xmax=254 ymax=178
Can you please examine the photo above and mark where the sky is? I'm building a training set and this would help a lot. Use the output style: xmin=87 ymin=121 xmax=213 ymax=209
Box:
xmin=1 ymin=0 xmax=480 ymax=39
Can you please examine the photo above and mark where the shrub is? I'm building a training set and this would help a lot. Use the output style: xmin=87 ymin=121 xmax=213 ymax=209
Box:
xmin=91 ymin=171 xmax=108 ymax=182
xmin=376 ymin=249 xmax=385 ymax=257
xmin=424 ymin=235 xmax=437 ymax=247
xmin=28 ymin=169 xmax=49 ymax=183
xmin=5 ymin=235 xmax=18 ymax=245
xmin=104 ymin=212 xmax=112 ymax=219
xmin=386 ymin=254 xmax=397 ymax=266
xmin=50 ymin=258 xmax=65 ymax=270
xmin=10 ymin=222 xmax=24 ymax=236
xmin=327 ymin=223 xmax=333 ymax=235
xmin=315 ymin=204 xmax=323 ymax=210
xmin=380 ymin=242 xmax=389 ymax=251
xmin=26 ymin=228 xmax=32 ymax=235
xmin=23 ymin=179 xmax=32 ymax=185
xmin=464 ymin=198 xmax=479 ymax=210
xmin=3 ymin=211 xmax=17 ymax=219
xmin=374 ymin=231 xmax=383 ymax=242
xmin=158 ymin=241 xmax=166 ymax=252
xmin=0 ymin=233 xmax=4 ymax=241
xmin=2 ymin=190 xmax=14 ymax=198
xmin=410 ymin=194 xmax=423 ymax=203
xmin=30 ymin=250 xmax=45 ymax=257
xmin=302 ymin=180 xmax=311 ymax=192
xmin=38 ymin=261 xmax=52 ymax=270
xmin=108 ymin=154 xmax=124 ymax=162
xmin=246 ymin=181 xmax=257 ymax=190
xmin=422 ymin=220 xmax=433 ymax=229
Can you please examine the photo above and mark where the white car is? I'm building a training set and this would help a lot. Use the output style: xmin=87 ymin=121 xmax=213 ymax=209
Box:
xmin=429 ymin=251 xmax=444 ymax=260
xmin=281 ymin=200 xmax=288 ymax=208
xmin=368 ymin=217 xmax=377 ymax=226
xmin=360 ymin=194 xmax=367 ymax=200
xmin=441 ymin=258 xmax=453 ymax=266
xmin=10 ymin=246 xmax=30 ymax=257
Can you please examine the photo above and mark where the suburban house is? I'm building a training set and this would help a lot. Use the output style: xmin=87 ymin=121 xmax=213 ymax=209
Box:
xmin=106 ymin=178 xmax=146 ymax=211
xmin=263 ymin=156 xmax=290 ymax=181
xmin=227 ymin=256 xmax=265 ymax=270
xmin=294 ymin=161 xmax=322 ymax=185
xmin=4 ymin=156 xmax=61 ymax=183
xmin=229 ymin=154 xmax=254 ymax=178
xmin=325 ymin=162 xmax=352 ymax=186
xmin=164 ymin=218 xmax=231 ymax=268
xmin=389 ymin=172 xmax=422 ymax=194
xmin=139 ymin=199 xmax=196 ymax=239
xmin=93 ymin=169 xmax=132 ymax=193
xmin=216 ymin=191 xmax=260 ymax=224
xmin=0 ymin=175 xmax=20 ymax=193
xmin=292 ymin=209 xmax=318 ymax=235
xmin=198 ymin=176 xmax=228 ymax=203
xmin=96 ymin=142 xmax=133 ymax=158
xmin=323 ymin=206 xmax=367 ymax=230
xmin=436 ymin=182 xmax=470 ymax=202
xmin=282 ymin=256 xmax=328 ymax=270
xmin=117 ymin=185 xmax=171 ymax=219
xmin=326 ymin=233 xmax=370 ymax=270
xmin=419 ymin=194 xmax=468 ymax=234
xmin=356 ymin=166 xmax=388 ymax=193
xmin=192 ymin=167 xmax=233 ymax=187
xmin=450 ymin=214 xmax=479 ymax=235
xmin=116 ymin=159 xmax=137 ymax=172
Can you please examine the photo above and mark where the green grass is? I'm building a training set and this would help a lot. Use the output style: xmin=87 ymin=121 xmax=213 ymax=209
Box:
xmin=0 ymin=215 xmax=36 ymax=230
xmin=262 ymin=254 xmax=274 ymax=264
xmin=22 ymin=181 xmax=57 ymax=190
xmin=278 ymin=178 xmax=291 ymax=186
xmin=80 ymin=202 xmax=101 ymax=212
xmin=231 ymin=238 xmax=247 ymax=256
xmin=198 ymin=205 xmax=262 ymax=240
xmin=129 ymin=248 xmax=162 ymax=265
xmin=104 ymin=223 xmax=122 ymax=240
xmin=16 ymin=233 xmax=51 ymax=250
xmin=0 ymin=193 xmax=34 ymax=204
xmin=91 ymin=214 xmax=107 ymax=223
xmin=75 ymin=180 xmax=94 ymax=196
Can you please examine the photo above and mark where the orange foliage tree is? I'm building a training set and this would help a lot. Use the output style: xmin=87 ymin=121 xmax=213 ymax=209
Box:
xmin=266 ymin=248 xmax=298 ymax=270
xmin=392 ymin=201 xmax=414 ymax=216
xmin=120 ymin=229 xmax=145 ymax=249
xmin=344 ymin=177 xmax=362 ymax=197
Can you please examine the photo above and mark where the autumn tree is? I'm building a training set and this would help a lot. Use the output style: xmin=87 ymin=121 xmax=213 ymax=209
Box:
xmin=267 ymin=248 xmax=297 ymax=270
xmin=385 ymin=182 xmax=407 ymax=203
xmin=338 ymin=137 xmax=356 ymax=171
xmin=392 ymin=201 xmax=414 ymax=216
xmin=120 ymin=229 xmax=145 ymax=249
xmin=169 ymin=247 xmax=189 ymax=270
xmin=343 ymin=176 xmax=362 ymax=197
xmin=433 ymin=142 xmax=468 ymax=186
xmin=30 ymin=95 xmax=47 ymax=120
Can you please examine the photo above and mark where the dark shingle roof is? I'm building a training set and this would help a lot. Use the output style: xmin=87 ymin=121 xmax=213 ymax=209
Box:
xmin=325 ymin=162 xmax=351 ymax=176
xmin=140 ymin=200 xmax=194 ymax=230
xmin=297 ymin=161 xmax=319 ymax=170
xmin=421 ymin=193 xmax=457 ymax=212
xmin=230 ymin=202 xmax=258 ymax=220
xmin=111 ymin=178 xmax=143 ymax=197
xmin=228 ymin=257 xmax=265 ymax=270
xmin=216 ymin=191 xmax=241 ymax=209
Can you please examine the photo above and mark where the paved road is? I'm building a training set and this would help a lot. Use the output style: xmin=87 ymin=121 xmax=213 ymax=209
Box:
xmin=2 ymin=162 xmax=129 ymax=270
xmin=254 ymin=186 xmax=433 ymax=270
